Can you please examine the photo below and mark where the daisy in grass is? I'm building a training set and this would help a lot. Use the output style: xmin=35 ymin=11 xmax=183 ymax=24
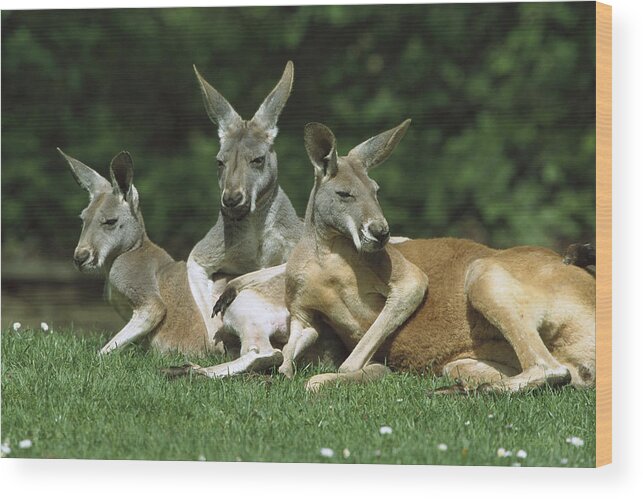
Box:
xmin=566 ymin=436 xmax=584 ymax=447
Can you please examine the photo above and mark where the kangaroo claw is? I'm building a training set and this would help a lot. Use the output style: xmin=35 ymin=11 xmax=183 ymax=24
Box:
xmin=427 ymin=383 xmax=471 ymax=397
xmin=212 ymin=287 xmax=238 ymax=318
xmin=160 ymin=363 xmax=201 ymax=379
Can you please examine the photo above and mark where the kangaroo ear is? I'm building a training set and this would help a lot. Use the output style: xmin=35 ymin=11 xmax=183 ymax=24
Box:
xmin=251 ymin=61 xmax=294 ymax=139
xmin=193 ymin=65 xmax=242 ymax=139
xmin=304 ymin=122 xmax=338 ymax=180
xmin=58 ymin=148 xmax=111 ymax=198
xmin=109 ymin=151 xmax=138 ymax=211
xmin=348 ymin=119 xmax=411 ymax=170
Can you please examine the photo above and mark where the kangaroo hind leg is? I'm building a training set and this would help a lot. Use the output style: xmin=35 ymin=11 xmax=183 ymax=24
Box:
xmin=431 ymin=358 xmax=519 ymax=395
xmin=305 ymin=363 xmax=391 ymax=393
xmin=465 ymin=259 xmax=571 ymax=393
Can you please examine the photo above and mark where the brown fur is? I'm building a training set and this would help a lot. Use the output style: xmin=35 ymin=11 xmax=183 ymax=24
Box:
xmin=289 ymin=236 xmax=595 ymax=391
xmin=149 ymin=260 xmax=212 ymax=355
xmin=107 ymin=238 xmax=224 ymax=355
xmin=280 ymin=121 xmax=595 ymax=392
xmin=380 ymin=238 xmax=595 ymax=384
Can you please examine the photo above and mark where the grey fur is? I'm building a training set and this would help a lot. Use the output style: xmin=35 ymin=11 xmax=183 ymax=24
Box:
xmin=187 ymin=61 xmax=303 ymax=342
xmin=60 ymin=149 xmax=227 ymax=355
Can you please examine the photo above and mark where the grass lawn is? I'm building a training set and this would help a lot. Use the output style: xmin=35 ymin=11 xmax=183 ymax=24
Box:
xmin=1 ymin=328 xmax=595 ymax=466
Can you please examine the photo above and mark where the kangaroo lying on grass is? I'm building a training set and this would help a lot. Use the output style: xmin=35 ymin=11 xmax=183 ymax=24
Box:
xmin=267 ymin=120 xmax=596 ymax=393
xmin=187 ymin=61 xmax=304 ymax=346
xmin=61 ymin=149 xmax=231 ymax=355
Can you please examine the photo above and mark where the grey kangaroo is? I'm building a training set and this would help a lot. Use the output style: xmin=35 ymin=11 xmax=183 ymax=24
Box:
xmin=61 ymin=149 xmax=228 ymax=355
xmin=187 ymin=61 xmax=303 ymax=344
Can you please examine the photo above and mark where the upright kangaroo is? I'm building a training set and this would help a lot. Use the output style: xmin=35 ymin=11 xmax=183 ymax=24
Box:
xmin=61 ymin=149 xmax=227 ymax=355
xmin=188 ymin=61 xmax=303 ymax=343
xmin=278 ymin=121 xmax=595 ymax=393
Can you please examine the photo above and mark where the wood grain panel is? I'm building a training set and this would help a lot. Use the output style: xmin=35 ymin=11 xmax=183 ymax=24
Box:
xmin=596 ymin=1 xmax=612 ymax=468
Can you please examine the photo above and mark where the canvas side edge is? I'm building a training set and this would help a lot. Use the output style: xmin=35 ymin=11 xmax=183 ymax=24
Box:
xmin=595 ymin=0 xmax=612 ymax=468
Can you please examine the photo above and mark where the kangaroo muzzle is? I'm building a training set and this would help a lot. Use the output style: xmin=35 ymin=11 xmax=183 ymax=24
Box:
xmin=359 ymin=220 xmax=390 ymax=252
xmin=368 ymin=220 xmax=390 ymax=245
xmin=221 ymin=189 xmax=249 ymax=220
xmin=73 ymin=247 xmax=93 ymax=269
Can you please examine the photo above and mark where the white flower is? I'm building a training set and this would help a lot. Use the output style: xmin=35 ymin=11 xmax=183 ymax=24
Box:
xmin=560 ymin=458 xmax=569 ymax=465
xmin=396 ymin=398 xmax=404 ymax=403
xmin=18 ymin=439 xmax=32 ymax=449
xmin=379 ymin=426 xmax=393 ymax=435
xmin=12 ymin=322 xmax=21 ymax=332
xmin=516 ymin=449 xmax=527 ymax=459
xmin=320 ymin=447 xmax=334 ymax=458
xmin=437 ymin=443 xmax=448 ymax=451
xmin=566 ymin=436 xmax=584 ymax=447
xmin=511 ymin=462 xmax=521 ymax=467
xmin=488 ymin=414 xmax=494 ymax=419
xmin=40 ymin=322 xmax=50 ymax=332
xmin=197 ymin=454 xmax=206 ymax=461
xmin=342 ymin=448 xmax=351 ymax=458
xmin=1 ymin=443 xmax=11 ymax=455
xmin=464 ymin=420 xmax=471 ymax=426
xmin=497 ymin=447 xmax=507 ymax=457
xmin=505 ymin=424 xmax=514 ymax=429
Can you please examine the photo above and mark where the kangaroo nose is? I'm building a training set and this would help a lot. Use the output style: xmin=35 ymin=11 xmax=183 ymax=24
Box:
xmin=369 ymin=221 xmax=390 ymax=244
xmin=74 ymin=248 xmax=91 ymax=267
xmin=222 ymin=190 xmax=244 ymax=208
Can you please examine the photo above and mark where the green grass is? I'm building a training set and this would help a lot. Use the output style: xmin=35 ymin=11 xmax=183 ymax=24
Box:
xmin=1 ymin=328 xmax=595 ymax=466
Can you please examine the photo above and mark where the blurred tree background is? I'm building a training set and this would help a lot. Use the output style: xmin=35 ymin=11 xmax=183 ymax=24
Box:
xmin=1 ymin=3 xmax=595 ymax=328
xmin=2 ymin=2 xmax=596 ymax=259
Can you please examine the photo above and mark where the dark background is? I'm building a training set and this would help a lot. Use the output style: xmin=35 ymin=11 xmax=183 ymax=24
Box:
xmin=1 ymin=2 xmax=596 ymax=330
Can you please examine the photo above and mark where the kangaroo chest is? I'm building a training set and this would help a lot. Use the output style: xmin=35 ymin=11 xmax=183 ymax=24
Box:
xmin=106 ymin=282 xmax=133 ymax=321
xmin=303 ymin=252 xmax=386 ymax=349
xmin=220 ymin=217 xmax=297 ymax=275
xmin=222 ymin=226 xmax=290 ymax=274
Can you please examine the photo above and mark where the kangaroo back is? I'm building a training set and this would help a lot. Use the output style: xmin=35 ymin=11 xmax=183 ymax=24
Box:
xmin=147 ymin=262 xmax=227 ymax=355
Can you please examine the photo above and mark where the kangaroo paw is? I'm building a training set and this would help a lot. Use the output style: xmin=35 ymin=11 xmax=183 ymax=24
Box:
xmin=212 ymin=287 xmax=238 ymax=318
xmin=160 ymin=363 xmax=201 ymax=379
xmin=427 ymin=383 xmax=471 ymax=397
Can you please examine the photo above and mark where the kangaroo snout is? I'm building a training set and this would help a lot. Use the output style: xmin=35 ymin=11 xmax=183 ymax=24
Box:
xmin=368 ymin=220 xmax=390 ymax=245
xmin=73 ymin=247 xmax=92 ymax=268
xmin=221 ymin=189 xmax=250 ymax=220
xmin=222 ymin=190 xmax=246 ymax=208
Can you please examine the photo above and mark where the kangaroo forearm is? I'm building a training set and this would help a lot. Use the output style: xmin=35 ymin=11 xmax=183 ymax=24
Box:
xmin=340 ymin=282 xmax=426 ymax=371
xmin=227 ymin=263 xmax=286 ymax=291
xmin=279 ymin=315 xmax=318 ymax=378
xmin=100 ymin=301 xmax=166 ymax=354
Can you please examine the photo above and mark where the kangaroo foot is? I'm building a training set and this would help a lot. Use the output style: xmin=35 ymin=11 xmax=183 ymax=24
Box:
xmin=160 ymin=363 xmax=201 ymax=379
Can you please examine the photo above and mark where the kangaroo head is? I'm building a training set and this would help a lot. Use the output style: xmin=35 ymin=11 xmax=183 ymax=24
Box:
xmin=303 ymin=119 xmax=411 ymax=253
xmin=194 ymin=61 xmax=294 ymax=221
xmin=59 ymin=149 xmax=145 ymax=272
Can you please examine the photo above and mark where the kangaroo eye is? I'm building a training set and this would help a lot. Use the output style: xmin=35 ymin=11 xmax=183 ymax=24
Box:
xmin=217 ymin=159 xmax=225 ymax=168
xmin=336 ymin=191 xmax=353 ymax=199
xmin=103 ymin=218 xmax=118 ymax=226
xmin=251 ymin=156 xmax=265 ymax=166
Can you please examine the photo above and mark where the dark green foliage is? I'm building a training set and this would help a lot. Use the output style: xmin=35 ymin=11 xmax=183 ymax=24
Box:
xmin=1 ymin=3 xmax=595 ymax=260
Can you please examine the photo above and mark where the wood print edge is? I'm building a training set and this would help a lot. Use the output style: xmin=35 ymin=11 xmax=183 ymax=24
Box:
xmin=595 ymin=0 xmax=612 ymax=468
